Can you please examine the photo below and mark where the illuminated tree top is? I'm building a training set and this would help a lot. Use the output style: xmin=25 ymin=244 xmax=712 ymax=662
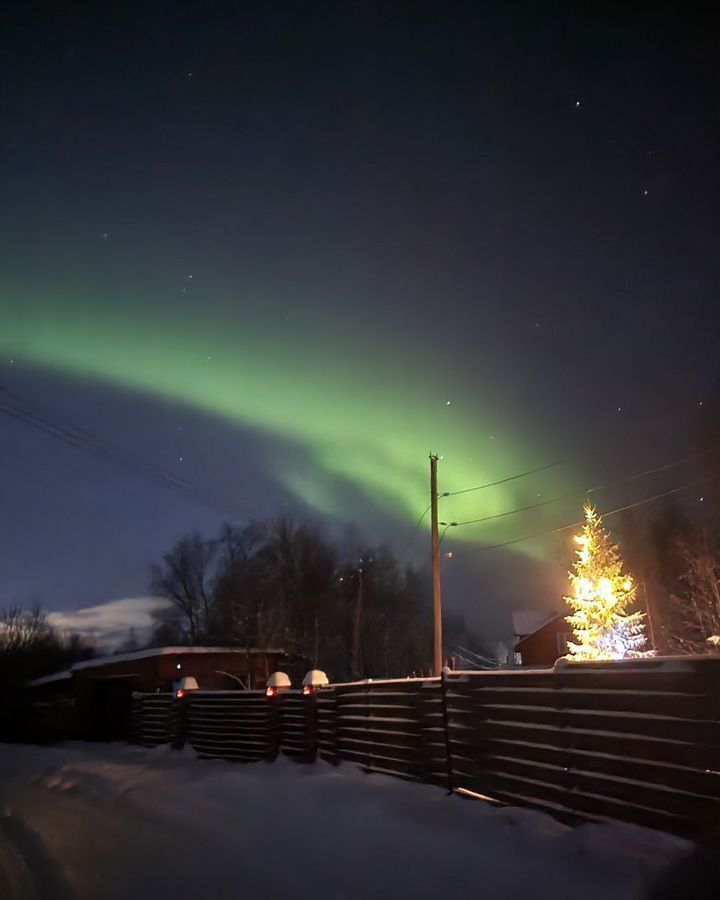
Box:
xmin=565 ymin=504 xmax=647 ymax=660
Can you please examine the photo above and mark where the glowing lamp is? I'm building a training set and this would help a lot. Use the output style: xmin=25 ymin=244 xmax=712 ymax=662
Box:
xmin=266 ymin=671 xmax=292 ymax=696
xmin=301 ymin=669 xmax=329 ymax=691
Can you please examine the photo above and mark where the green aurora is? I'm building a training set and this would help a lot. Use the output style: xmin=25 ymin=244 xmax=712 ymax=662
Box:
xmin=1 ymin=287 xmax=575 ymax=549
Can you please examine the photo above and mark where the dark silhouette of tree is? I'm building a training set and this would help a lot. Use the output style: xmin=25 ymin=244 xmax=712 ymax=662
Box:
xmin=150 ymin=532 xmax=217 ymax=644
xmin=0 ymin=604 xmax=54 ymax=652
xmin=147 ymin=605 xmax=188 ymax=648
xmin=212 ymin=522 xmax=271 ymax=648
xmin=114 ymin=626 xmax=140 ymax=654
xmin=620 ymin=499 xmax=720 ymax=654
xmin=152 ymin=517 xmax=486 ymax=679
xmin=0 ymin=603 xmax=95 ymax=685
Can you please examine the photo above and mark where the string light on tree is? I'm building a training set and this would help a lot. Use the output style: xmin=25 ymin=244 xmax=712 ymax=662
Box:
xmin=564 ymin=504 xmax=649 ymax=660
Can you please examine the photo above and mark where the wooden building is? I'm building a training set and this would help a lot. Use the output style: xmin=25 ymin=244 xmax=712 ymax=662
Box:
xmin=513 ymin=611 xmax=573 ymax=666
xmin=27 ymin=646 xmax=286 ymax=740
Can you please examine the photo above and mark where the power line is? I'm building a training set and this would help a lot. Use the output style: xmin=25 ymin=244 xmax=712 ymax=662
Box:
xmin=441 ymin=460 xmax=566 ymax=498
xmin=405 ymin=458 xmax=566 ymax=553
xmin=586 ymin=441 xmax=720 ymax=494
xmin=444 ymin=441 xmax=720 ymax=530
xmin=444 ymin=495 xmax=565 ymax=527
xmin=0 ymin=386 xmax=194 ymax=485
xmin=0 ymin=388 xmax=247 ymax=520
xmin=470 ymin=472 xmax=720 ymax=554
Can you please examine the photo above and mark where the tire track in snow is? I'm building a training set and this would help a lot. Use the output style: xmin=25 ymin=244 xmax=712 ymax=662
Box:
xmin=0 ymin=805 xmax=75 ymax=900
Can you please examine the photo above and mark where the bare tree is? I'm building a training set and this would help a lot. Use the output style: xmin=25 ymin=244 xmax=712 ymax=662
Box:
xmin=0 ymin=604 xmax=54 ymax=652
xmin=150 ymin=533 xmax=217 ymax=644
xmin=151 ymin=516 xmax=464 ymax=678
xmin=665 ymin=531 xmax=720 ymax=653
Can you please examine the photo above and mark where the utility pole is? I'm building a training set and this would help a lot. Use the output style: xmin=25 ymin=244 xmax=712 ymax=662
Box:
xmin=641 ymin=569 xmax=658 ymax=652
xmin=351 ymin=566 xmax=364 ymax=680
xmin=430 ymin=453 xmax=443 ymax=675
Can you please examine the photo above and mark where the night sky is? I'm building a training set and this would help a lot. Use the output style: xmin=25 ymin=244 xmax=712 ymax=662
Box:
xmin=1 ymin=2 xmax=718 ymax=644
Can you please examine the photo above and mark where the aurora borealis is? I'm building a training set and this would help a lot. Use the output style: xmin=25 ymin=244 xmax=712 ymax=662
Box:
xmin=2 ymin=3 xmax=718 ymax=639
xmin=0 ymin=284 xmax=568 ymax=537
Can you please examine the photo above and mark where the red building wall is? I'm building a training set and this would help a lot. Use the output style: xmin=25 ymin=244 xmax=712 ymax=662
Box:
xmin=72 ymin=649 xmax=286 ymax=692
xmin=515 ymin=618 xmax=572 ymax=666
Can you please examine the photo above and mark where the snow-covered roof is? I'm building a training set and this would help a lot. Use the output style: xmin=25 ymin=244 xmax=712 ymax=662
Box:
xmin=512 ymin=610 xmax=563 ymax=638
xmin=27 ymin=669 xmax=73 ymax=687
xmin=72 ymin=646 xmax=285 ymax=671
xmin=27 ymin=646 xmax=285 ymax=686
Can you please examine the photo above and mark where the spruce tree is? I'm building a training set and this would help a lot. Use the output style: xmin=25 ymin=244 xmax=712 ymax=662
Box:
xmin=565 ymin=505 xmax=648 ymax=659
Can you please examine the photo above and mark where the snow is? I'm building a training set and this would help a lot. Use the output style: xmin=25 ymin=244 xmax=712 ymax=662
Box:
xmin=26 ymin=670 xmax=73 ymax=687
xmin=72 ymin=645 xmax=285 ymax=671
xmin=0 ymin=742 xmax=691 ymax=900
xmin=513 ymin=609 xmax=562 ymax=638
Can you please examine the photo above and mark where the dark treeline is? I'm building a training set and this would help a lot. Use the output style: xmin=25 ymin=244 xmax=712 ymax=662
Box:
xmin=621 ymin=497 xmax=720 ymax=655
xmin=150 ymin=517 xmax=484 ymax=680
xmin=0 ymin=605 xmax=95 ymax=686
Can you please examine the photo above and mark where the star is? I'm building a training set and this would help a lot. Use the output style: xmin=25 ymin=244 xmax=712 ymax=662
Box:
xmin=187 ymin=72 xmax=193 ymax=78
xmin=643 ymin=189 xmax=648 ymax=196
xmin=617 ymin=407 xmax=622 ymax=412
xmin=575 ymin=100 xmax=581 ymax=108
xmin=179 ymin=456 xmax=184 ymax=462
xmin=102 ymin=233 xmax=109 ymax=239
xmin=187 ymin=274 xmax=193 ymax=280
xmin=445 ymin=400 xmax=451 ymax=406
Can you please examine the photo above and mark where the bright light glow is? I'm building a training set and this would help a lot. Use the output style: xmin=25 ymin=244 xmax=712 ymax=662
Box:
xmin=564 ymin=504 xmax=649 ymax=661
xmin=266 ymin=686 xmax=277 ymax=697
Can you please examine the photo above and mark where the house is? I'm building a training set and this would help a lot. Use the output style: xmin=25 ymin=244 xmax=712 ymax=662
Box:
xmin=26 ymin=645 xmax=286 ymax=740
xmin=512 ymin=610 xmax=573 ymax=666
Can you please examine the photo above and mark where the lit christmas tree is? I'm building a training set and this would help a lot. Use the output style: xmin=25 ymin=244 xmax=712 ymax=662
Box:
xmin=565 ymin=504 xmax=649 ymax=660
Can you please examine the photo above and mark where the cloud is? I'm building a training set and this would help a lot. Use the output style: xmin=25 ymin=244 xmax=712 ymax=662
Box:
xmin=49 ymin=596 xmax=170 ymax=647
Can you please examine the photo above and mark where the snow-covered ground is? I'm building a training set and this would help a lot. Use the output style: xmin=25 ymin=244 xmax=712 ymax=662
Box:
xmin=0 ymin=743 xmax=693 ymax=900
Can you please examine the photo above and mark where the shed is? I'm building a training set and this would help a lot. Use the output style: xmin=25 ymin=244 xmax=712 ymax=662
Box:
xmin=513 ymin=612 xmax=573 ymax=666
xmin=27 ymin=646 xmax=286 ymax=740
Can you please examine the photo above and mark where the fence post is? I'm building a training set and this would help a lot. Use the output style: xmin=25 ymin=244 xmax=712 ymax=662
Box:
xmin=172 ymin=694 xmax=189 ymax=750
xmin=364 ymin=685 xmax=373 ymax=774
xmin=267 ymin=693 xmax=281 ymax=761
xmin=440 ymin=667 xmax=454 ymax=794
xmin=324 ymin=689 xmax=341 ymax=766
xmin=304 ymin=692 xmax=319 ymax=762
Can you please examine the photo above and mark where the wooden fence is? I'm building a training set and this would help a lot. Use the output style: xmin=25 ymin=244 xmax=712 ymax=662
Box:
xmin=443 ymin=659 xmax=720 ymax=837
xmin=316 ymin=677 xmax=448 ymax=784
xmin=132 ymin=693 xmax=175 ymax=746
xmin=131 ymin=657 xmax=720 ymax=838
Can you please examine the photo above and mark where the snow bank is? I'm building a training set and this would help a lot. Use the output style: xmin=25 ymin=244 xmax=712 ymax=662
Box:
xmin=0 ymin=743 xmax=692 ymax=900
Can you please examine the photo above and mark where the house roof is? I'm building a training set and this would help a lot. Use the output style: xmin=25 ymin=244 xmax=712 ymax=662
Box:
xmin=72 ymin=645 xmax=285 ymax=671
xmin=27 ymin=646 xmax=286 ymax=686
xmin=512 ymin=610 xmax=562 ymax=638
xmin=514 ymin=614 xmax=570 ymax=652
xmin=27 ymin=669 xmax=74 ymax=687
